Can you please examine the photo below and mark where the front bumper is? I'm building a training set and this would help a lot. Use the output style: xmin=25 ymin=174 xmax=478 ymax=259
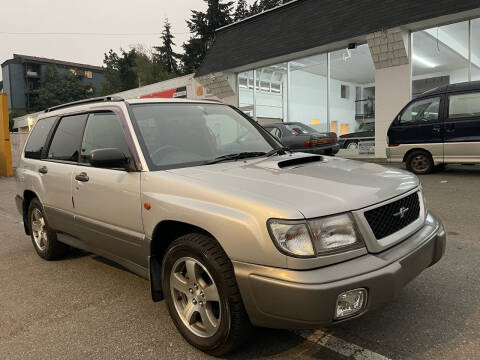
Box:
xmin=233 ymin=212 xmax=446 ymax=329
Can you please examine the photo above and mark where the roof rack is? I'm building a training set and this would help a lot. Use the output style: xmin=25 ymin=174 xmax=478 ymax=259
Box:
xmin=44 ymin=96 xmax=124 ymax=113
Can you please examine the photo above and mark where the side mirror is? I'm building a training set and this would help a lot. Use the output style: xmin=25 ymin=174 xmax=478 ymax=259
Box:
xmin=89 ymin=148 xmax=129 ymax=170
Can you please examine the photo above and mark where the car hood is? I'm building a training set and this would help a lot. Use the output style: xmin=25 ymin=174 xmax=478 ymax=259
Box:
xmin=166 ymin=154 xmax=419 ymax=219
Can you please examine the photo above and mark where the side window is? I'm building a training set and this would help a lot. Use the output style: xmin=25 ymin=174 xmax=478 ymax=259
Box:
xmin=48 ymin=114 xmax=87 ymax=161
xmin=448 ymin=92 xmax=480 ymax=119
xmin=267 ymin=127 xmax=281 ymax=138
xmin=399 ymin=97 xmax=441 ymax=124
xmin=24 ymin=117 xmax=56 ymax=159
xmin=80 ymin=113 xmax=130 ymax=164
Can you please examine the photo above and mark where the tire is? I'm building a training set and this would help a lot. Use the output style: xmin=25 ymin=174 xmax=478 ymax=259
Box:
xmin=28 ymin=198 xmax=68 ymax=260
xmin=345 ymin=140 xmax=359 ymax=150
xmin=161 ymin=233 xmax=251 ymax=356
xmin=406 ymin=150 xmax=434 ymax=175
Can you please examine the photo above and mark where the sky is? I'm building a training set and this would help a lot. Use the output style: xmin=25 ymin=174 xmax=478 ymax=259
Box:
xmin=0 ymin=0 xmax=254 ymax=81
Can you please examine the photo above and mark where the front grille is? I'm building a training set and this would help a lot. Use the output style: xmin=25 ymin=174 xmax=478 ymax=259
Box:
xmin=364 ymin=192 xmax=420 ymax=239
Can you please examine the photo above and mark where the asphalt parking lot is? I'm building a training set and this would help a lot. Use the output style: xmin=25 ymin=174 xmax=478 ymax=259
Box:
xmin=0 ymin=164 xmax=479 ymax=360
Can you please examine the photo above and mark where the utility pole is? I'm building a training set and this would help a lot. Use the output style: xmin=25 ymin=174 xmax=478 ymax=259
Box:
xmin=0 ymin=93 xmax=13 ymax=177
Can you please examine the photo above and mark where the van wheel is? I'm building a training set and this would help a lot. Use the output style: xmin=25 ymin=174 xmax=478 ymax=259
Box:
xmin=28 ymin=198 xmax=68 ymax=260
xmin=161 ymin=233 xmax=251 ymax=356
xmin=406 ymin=150 xmax=434 ymax=175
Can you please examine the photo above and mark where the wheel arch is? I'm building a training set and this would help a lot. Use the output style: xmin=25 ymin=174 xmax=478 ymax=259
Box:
xmin=402 ymin=147 xmax=433 ymax=163
xmin=22 ymin=190 xmax=39 ymax=235
xmin=148 ymin=220 xmax=220 ymax=302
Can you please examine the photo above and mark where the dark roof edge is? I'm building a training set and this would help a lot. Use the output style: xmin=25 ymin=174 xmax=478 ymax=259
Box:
xmin=6 ymin=54 xmax=104 ymax=71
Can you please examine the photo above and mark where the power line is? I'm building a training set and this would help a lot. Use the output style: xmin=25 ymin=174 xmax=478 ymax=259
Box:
xmin=0 ymin=31 xmax=188 ymax=36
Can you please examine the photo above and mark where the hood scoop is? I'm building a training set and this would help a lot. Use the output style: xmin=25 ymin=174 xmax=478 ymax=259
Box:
xmin=277 ymin=155 xmax=323 ymax=168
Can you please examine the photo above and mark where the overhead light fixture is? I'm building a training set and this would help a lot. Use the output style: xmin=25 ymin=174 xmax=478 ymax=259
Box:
xmin=412 ymin=54 xmax=437 ymax=68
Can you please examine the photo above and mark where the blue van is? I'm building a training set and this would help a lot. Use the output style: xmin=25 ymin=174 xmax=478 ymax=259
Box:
xmin=387 ymin=81 xmax=480 ymax=174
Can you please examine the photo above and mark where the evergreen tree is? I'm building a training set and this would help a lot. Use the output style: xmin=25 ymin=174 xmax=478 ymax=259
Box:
xmin=181 ymin=0 xmax=234 ymax=73
xmin=249 ymin=0 xmax=291 ymax=16
xmin=233 ymin=0 xmax=249 ymax=21
xmin=153 ymin=19 xmax=180 ymax=74
xmin=100 ymin=49 xmax=139 ymax=95
xmin=248 ymin=1 xmax=262 ymax=16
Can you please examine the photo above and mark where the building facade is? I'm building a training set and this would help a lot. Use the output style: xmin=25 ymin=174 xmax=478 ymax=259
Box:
xmin=1 ymin=54 xmax=105 ymax=114
xmin=193 ymin=0 xmax=480 ymax=158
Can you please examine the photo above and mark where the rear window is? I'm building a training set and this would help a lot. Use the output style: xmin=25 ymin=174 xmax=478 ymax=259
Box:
xmin=284 ymin=123 xmax=317 ymax=134
xmin=47 ymin=114 xmax=87 ymax=162
xmin=449 ymin=92 xmax=480 ymax=119
xmin=24 ymin=117 xmax=56 ymax=159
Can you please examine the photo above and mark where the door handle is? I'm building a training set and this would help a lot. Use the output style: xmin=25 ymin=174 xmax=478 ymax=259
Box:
xmin=445 ymin=123 xmax=455 ymax=133
xmin=432 ymin=127 xmax=441 ymax=133
xmin=75 ymin=172 xmax=89 ymax=182
xmin=38 ymin=166 xmax=48 ymax=174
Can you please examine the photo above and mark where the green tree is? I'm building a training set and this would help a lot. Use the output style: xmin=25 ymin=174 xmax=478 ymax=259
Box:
xmin=36 ymin=65 xmax=93 ymax=110
xmin=249 ymin=0 xmax=292 ymax=15
xmin=153 ymin=19 xmax=180 ymax=74
xmin=181 ymin=0 xmax=234 ymax=73
xmin=100 ymin=49 xmax=139 ymax=95
xmin=134 ymin=46 xmax=172 ymax=86
xmin=234 ymin=0 xmax=249 ymax=21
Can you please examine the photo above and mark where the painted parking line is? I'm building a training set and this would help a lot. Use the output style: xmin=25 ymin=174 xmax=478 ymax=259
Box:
xmin=295 ymin=329 xmax=392 ymax=360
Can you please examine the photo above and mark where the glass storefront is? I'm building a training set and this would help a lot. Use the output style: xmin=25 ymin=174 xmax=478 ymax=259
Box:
xmin=412 ymin=20 xmax=477 ymax=95
xmin=238 ymin=70 xmax=254 ymax=117
xmin=472 ymin=19 xmax=480 ymax=81
xmin=329 ymin=44 xmax=375 ymax=136
xmin=237 ymin=17 xmax=479 ymax=149
xmin=289 ymin=54 xmax=328 ymax=131
xmin=255 ymin=64 xmax=287 ymax=121
xmin=238 ymin=45 xmax=375 ymax=136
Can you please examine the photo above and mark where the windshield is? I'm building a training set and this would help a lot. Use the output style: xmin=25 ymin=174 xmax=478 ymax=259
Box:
xmin=284 ymin=123 xmax=317 ymax=135
xmin=130 ymin=103 xmax=280 ymax=170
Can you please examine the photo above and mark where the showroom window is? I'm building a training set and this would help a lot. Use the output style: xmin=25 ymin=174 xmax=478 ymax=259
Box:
xmin=238 ymin=70 xmax=255 ymax=118
xmin=288 ymin=53 xmax=328 ymax=131
xmin=472 ymin=19 xmax=480 ymax=81
xmin=255 ymin=64 xmax=287 ymax=121
xmin=329 ymin=44 xmax=375 ymax=135
xmin=412 ymin=21 xmax=470 ymax=95
xmin=237 ymin=44 xmax=375 ymax=137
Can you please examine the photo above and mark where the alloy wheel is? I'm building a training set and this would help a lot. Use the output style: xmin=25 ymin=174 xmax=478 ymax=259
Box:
xmin=31 ymin=208 xmax=48 ymax=251
xmin=411 ymin=154 xmax=430 ymax=173
xmin=170 ymin=257 xmax=221 ymax=338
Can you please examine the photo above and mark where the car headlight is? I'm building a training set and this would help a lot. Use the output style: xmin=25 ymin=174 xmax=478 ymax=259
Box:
xmin=267 ymin=220 xmax=315 ymax=257
xmin=268 ymin=214 xmax=364 ymax=257
xmin=308 ymin=214 xmax=364 ymax=255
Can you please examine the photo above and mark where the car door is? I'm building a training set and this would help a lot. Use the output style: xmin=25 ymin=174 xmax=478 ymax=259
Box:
xmin=278 ymin=126 xmax=303 ymax=149
xmin=444 ymin=91 xmax=480 ymax=163
xmin=387 ymin=95 xmax=444 ymax=163
xmin=39 ymin=114 xmax=87 ymax=234
xmin=71 ymin=112 xmax=145 ymax=267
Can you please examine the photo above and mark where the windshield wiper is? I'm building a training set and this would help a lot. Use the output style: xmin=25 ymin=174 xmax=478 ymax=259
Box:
xmin=265 ymin=147 xmax=289 ymax=157
xmin=204 ymin=152 xmax=267 ymax=165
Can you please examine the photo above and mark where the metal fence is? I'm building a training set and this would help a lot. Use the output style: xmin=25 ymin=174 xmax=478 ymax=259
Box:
xmin=10 ymin=132 xmax=28 ymax=168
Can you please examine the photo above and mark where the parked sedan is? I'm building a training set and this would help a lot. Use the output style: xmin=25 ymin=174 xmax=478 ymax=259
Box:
xmin=338 ymin=123 xmax=375 ymax=149
xmin=263 ymin=122 xmax=339 ymax=155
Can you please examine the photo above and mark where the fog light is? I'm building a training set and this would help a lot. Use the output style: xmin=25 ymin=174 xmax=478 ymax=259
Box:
xmin=335 ymin=288 xmax=367 ymax=319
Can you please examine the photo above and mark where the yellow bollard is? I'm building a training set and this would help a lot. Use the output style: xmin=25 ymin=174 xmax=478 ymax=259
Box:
xmin=0 ymin=93 xmax=14 ymax=177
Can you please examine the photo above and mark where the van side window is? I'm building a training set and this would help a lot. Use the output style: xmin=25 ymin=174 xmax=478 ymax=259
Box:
xmin=24 ymin=117 xmax=56 ymax=159
xmin=80 ymin=113 xmax=130 ymax=164
xmin=48 ymin=114 xmax=87 ymax=162
xmin=448 ymin=92 xmax=480 ymax=119
xmin=399 ymin=97 xmax=440 ymax=124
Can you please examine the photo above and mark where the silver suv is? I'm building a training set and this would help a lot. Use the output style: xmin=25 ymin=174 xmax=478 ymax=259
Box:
xmin=15 ymin=97 xmax=446 ymax=355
